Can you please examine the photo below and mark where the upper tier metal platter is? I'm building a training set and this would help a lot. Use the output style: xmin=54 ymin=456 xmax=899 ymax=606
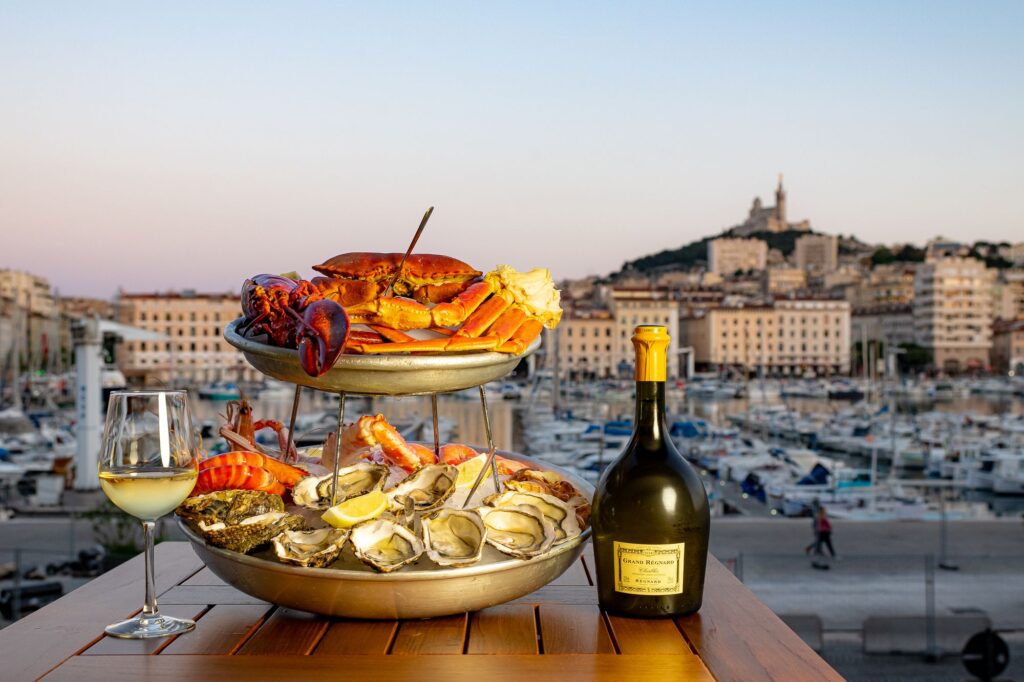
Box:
xmin=224 ymin=318 xmax=540 ymax=396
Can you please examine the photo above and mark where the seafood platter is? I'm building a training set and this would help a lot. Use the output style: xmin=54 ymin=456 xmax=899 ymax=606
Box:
xmin=225 ymin=252 xmax=560 ymax=394
xmin=178 ymin=241 xmax=588 ymax=618
xmin=178 ymin=410 xmax=591 ymax=619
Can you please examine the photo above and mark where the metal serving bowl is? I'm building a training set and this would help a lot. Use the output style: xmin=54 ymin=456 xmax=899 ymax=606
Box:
xmin=223 ymin=318 xmax=541 ymax=396
xmin=180 ymin=452 xmax=592 ymax=620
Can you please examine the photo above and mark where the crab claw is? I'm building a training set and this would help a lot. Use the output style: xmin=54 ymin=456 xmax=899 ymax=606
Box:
xmin=297 ymin=299 xmax=350 ymax=377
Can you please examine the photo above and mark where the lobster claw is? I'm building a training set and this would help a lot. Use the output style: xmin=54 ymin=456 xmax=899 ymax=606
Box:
xmin=297 ymin=299 xmax=350 ymax=377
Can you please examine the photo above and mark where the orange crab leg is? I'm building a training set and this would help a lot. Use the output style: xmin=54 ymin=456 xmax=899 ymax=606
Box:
xmin=485 ymin=305 xmax=527 ymax=344
xmin=355 ymin=335 xmax=500 ymax=354
xmin=429 ymin=326 xmax=455 ymax=337
xmin=441 ymin=335 xmax=500 ymax=352
xmin=408 ymin=443 xmax=439 ymax=466
xmin=431 ymin=280 xmax=495 ymax=327
xmin=368 ymin=416 xmax=424 ymax=471
xmin=497 ymin=318 xmax=544 ymax=354
xmin=347 ymin=297 xmax=433 ymax=330
xmin=369 ymin=325 xmax=416 ymax=343
xmin=455 ymin=293 xmax=512 ymax=338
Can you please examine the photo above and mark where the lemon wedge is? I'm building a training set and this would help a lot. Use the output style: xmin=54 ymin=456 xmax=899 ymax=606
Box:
xmin=455 ymin=454 xmax=490 ymax=488
xmin=321 ymin=490 xmax=387 ymax=528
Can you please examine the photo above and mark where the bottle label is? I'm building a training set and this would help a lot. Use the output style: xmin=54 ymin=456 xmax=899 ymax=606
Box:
xmin=613 ymin=541 xmax=684 ymax=595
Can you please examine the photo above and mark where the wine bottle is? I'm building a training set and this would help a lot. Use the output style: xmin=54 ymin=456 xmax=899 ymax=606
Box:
xmin=592 ymin=325 xmax=710 ymax=616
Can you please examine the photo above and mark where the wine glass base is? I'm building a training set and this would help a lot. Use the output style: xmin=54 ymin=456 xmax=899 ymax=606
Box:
xmin=104 ymin=614 xmax=196 ymax=639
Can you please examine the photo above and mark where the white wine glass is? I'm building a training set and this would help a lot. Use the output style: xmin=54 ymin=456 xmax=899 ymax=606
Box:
xmin=99 ymin=390 xmax=200 ymax=639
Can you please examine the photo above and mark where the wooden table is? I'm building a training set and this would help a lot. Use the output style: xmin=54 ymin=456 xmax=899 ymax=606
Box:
xmin=0 ymin=542 xmax=841 ymax=681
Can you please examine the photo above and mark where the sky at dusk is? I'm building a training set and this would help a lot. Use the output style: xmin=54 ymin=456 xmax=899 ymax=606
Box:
xmin=1 ymin=1 xmax=1022 ymax=298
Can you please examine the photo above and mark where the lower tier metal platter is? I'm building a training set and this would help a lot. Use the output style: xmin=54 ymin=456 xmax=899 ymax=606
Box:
xmin=180 ymin=452 xmax=592 ymax=620
xmin=223 ymin=318 xmax=540 ymax=396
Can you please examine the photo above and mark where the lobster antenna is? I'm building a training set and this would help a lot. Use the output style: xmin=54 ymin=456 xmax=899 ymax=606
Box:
xmin=384 ymin=206 xmax=434 ymax=297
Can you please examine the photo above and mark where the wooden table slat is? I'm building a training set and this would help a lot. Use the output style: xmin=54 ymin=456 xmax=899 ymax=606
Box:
xmin=547 ymin=557 xmax=590 ymax=587
xmin=313 ymin=620 xmax=397 ymax=655
xmin=507 ymin=585 xmax=597 ymax=606
xmin=161 ymin=605 xmax=274 ymax=655
xmin=42 ymin=653 xmax=716 ymax=681
xmin=0 ymin=542 xmax=203 ymax=682
xmin=158 ymin=584 xmax=269 ymax=605
xmin=537 ymin=605 xmax=615 ymax=654
xmin=606 ymin=614 xmax=693 ymax=655
xmin=466 ymin=604 xmax=538 ymax=655
xmin=179 ymin=566 xmax=227 ymax=586
xmin=677 ymin=558 xmax=845 ymax=682
xmin=391 ymin=614 xmax=467 ymax=655
xmin=236 ymin=608 xmax=328 ymax=656
xmin=81 ymin=605 xmax=208 ymax=656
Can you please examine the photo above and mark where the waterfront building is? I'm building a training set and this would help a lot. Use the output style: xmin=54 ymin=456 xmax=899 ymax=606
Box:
xmin=852 ymin=264 xmax=917 ymax=309
xmin=609 ymin=289 xmax=679 ymax=379
xmin=912 ymin=256 xmax=995 ymax=372
xmin=115 ymin=290 xmax=260 ymax=385
xmin=551 ymin=310 xmax=615 ymax=380
xmin=991 ymin=319 xmax=1024 ymax=374
xmin=729 ymin=175 xmax=811 ymax=236
xmin=794 ymin=234 xmax=838 ymax=273
xmin=763 ymin=267 xmax=807 ymax=294
xmin=681 ymin=298 xmax=850 ymax=376
xmin=993 ymin=269 xmax=1024 ymax=321
xmin=851 ymin=304 xmax=915 ymax=349
xmin=707 ymin=238 xmax=768 ymax=276
xmin=998 ymin=243 xmax=1024 ymax=266
xmin=0 ymin=269 xmax=64 ymax=371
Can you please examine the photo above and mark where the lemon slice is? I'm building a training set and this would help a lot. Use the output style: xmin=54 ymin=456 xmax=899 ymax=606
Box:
xmin=455 ymin=454 xmax=490 ymax=488
xmin=321 ymin=490 xmax=387 ymax=528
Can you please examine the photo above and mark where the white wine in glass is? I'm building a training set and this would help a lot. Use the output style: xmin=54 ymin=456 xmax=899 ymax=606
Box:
xmin=99 ymin=390 xmax=199 ymax=639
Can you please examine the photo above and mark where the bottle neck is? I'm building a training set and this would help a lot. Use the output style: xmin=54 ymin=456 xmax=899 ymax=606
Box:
xmin=633 ymin=380 xmax=667 ymax=449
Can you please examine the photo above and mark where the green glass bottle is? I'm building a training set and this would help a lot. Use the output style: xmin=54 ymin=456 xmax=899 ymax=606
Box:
xmin=592 ymin=325 xmax=710 ymax=616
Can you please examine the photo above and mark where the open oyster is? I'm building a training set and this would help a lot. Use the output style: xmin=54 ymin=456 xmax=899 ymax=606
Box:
xmin=479 ymin=504 xmax=555 ymax=559
xmin=385 ymin=464 xmax=458 ymax=513
xmin=292 ymin=462 xmax=389 ymax=510
xmin=423 ymin=508 xmax=486 ymax=568
xmin=272 ymin=528 xmax=349 ymax=568
xmin=350 ymin=518 xmax=424 ymax=573
xmin=177 ymin=489 xmax=284 ymax=527
xmin=485 ymin=490 xmax=581 ymax=544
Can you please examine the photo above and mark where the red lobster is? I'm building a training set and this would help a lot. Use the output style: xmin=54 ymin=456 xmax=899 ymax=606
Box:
xmin=238 ymin=274 xmax=350 ymax=377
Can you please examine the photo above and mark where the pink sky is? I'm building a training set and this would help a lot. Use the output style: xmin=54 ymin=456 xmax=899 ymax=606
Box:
xmin=2 ymin=2 xmax=1022 ymax=299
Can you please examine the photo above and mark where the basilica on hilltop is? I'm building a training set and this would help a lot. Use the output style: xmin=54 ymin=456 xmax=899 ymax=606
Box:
xmin=730 ymin=175 xmax=811 ymax=236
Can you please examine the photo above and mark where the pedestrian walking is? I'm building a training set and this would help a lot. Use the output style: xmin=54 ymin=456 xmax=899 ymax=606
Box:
xmin=814 ymin=506 xmax=836 ymax=558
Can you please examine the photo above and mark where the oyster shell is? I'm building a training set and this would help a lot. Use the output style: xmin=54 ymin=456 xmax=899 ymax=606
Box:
xmin=292 ymin=462 xmax=389 ymax=510
xmin=423 ymin=508 xmax=486 ymax=567
xmin=197 ymin=511 xmax=305 ymax=554
xmin=479 ymin=504 xmax=555 ymax=559
xmin=484 ymin=490 xmax=582 ymax=544
xmin=272 ymin=528 xmax=349 ymax=568
xmin=349 ymin=518 xmax=424 ymax=572
xmin=385 ymin=464 xmax=458 ymax=513
xmin=176 ymin=489 xmax=284 ymax=527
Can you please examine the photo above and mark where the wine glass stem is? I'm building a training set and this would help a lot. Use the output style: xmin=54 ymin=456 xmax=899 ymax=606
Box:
xmin=141 ymin=520 xmax=159 ymax=619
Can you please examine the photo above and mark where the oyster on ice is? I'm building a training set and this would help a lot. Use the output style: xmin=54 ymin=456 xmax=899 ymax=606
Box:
xmin=385 ymin=464 xmax=458 ymax=512
xmin=177 ymin=490 xmax=305 ymax=554
xmin=197 ymin=511 xmax=305 ymax=554
xmin=177 ymin=489 xmax=284 ymax=527
xmin=272 ymin=528 xmax=349 ymax=568
xmin=485 ymin=490 xmax=582 ymax=544
xmin=349 ymin=518 xmax=424 ymax=572
xmin=292 ymin=462 xmax=389 ymax=510
xmin=479 ymin=504 xmax=555 ymax=559
xmin=423 ymin=508 xmax=486 ymax=568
